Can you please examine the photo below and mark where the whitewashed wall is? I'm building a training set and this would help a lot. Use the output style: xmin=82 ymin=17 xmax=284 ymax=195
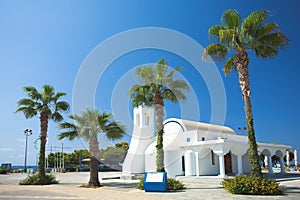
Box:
xmin=242 ymin=151 xmax=250 ymax=174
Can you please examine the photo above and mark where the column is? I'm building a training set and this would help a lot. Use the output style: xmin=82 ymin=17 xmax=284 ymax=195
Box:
xmin=286 ymin=150 xmax=290 ymax=167
xmin=294 ymin=150 xmax=298 ymax=168
xmin=264 ymin=155 xmax=268 ymax=168
xmin=268 ymin=156 xmax=273 ymax=174
xmin=237 ymin=155 xmax=243 ymax=175
xmin=218 ymin=154 xmax=225 ymax=178
xmin=195 ymin=152 xmax=199 ymax=176
xmin=280 ymin=157 xmax=285 ymax=174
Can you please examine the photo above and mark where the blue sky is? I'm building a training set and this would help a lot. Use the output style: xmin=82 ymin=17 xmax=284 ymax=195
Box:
xmin=0 ymin=0 xmax=299 ymax=165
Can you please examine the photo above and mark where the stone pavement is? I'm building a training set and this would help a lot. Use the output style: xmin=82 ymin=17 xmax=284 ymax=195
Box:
xmin=0 ymin=172 xmax=300 ymax=200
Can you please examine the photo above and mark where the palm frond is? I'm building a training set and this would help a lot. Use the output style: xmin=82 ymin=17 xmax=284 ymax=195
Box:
xmin=155 ymin=59 xmax=169 ymax=83
xmin=105 ymin=121 xmax=125 ymax=141
xmin=55 ymin=101 xmax=70 ymax=112
xmin=15 ymin=106 xmax=38 ymax=118
xmin=202 ymin=44 xmax=228 ymax=62
xmin=52 ymin=112 xmax=63 ymax=122
xmin=259 ymin=32 xmax=288 ymax=49
xmin=128 ymin=84 xmax=142 ymax=95
xmin=58 ymin=131 xmax=78 ymax=140
xmin=219 ymin=29 xmax=235 ymax=47
xmin=162 ymin=89 xmax=178 ymax=103
xmin=253 ymin=32 xmax=288 ymax=59
xmin=169 ymin=79 xmax=190 ymax=92
xmin=136 ymin=65 xmax=154 ymax=84
xmin=221 ymin=9 xmax=241 ymax=29
xmin=167 ymin=66 xmax=183 ymax=80
xmin=23 ymin=86 xmax=41 ymax=100
xmin=257 ymin=22 xmax=279 ymax=37
xmin=132 ymin=94 xmax=151 ymax=107
xmin=223 ymin=55 xmax=235 ymax=74
xmin=59 ymin=121 xmax=77 ymax=129
xmin=53 ymin=92 xmax=67 ymax=102
xmin=132 ymin=59 xmax=189 ymax=107
xmin=208 ymin=25 xmax=224 ymax=42
xmin=130 ymin=85 xmax=153 ymax=107
xmin=17 ymin=98 xmax=36 ymax=107
xmin=208 ymin=25 xmax=225 ymax=37
xmin=254 ymin=45 xmax=278 ymax=59
xmin=241 ymin=10 xmax=268 ymax=37
xmin=98 ymin=112 xmax=112 ymax=131
xmin=41 ymin=84 xmax=54 ymax=103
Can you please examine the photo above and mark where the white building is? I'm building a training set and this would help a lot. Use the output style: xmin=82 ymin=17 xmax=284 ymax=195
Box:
xmin=122 ymin=105 xmax=291 ymax=178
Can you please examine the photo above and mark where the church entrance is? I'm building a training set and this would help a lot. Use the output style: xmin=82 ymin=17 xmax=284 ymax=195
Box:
xmin=224 ymin=152 xmax=232 ymax=174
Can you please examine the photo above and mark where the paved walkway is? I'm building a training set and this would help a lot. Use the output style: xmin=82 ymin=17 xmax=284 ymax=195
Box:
xmin=0 ymin=172 xmax=300 ymax=200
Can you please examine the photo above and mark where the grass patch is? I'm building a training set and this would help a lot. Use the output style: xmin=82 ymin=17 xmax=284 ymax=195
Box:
xmin=222 ymin=175 xmax=284 ymax=195
xmin=79 ymin=183 xmax=102 ymax=188
xmin=19 ymin=174 xmax=59 ymax=185
xmin=0 ymin=167 xmax=7 ymax=174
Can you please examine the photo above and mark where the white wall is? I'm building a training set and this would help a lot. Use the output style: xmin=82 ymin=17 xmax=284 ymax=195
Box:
xmin=165 ymin=150 xmax=184 ymax=178
xmin=144 ymin=142 xmax=156 ymax=172
xmin=242 ymin=151 xmax=250 ymax=174
xmin=199 ymin=151 xmax=219 ymax=175
xmin=122 ymin=106 xmax=155 ymax=174
xmin=231 ymin=154 xmax=238 ymax=174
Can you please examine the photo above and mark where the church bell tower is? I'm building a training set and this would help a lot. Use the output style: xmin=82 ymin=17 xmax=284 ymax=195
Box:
xmin=122 ymin=105 xmax=155 ymax=175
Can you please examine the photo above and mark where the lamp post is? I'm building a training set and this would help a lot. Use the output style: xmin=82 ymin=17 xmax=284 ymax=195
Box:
xmin=24 ymin=129 xmax=33 ymax=173
xmin=237 ymin=127 xmax=247 ymax=135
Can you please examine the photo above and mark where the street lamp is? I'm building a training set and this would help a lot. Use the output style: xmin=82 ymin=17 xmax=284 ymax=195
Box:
xmin=24 ymin=129 xmax=33 ymax=173
xmin=237 ymin=127 xmax=247 ymax=135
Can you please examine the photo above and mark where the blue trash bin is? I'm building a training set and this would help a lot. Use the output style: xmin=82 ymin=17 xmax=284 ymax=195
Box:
xmin=144 ymin=172 xmax=167 ymax=192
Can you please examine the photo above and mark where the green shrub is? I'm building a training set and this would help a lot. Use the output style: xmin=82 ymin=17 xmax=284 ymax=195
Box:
xmin=0 ymin=167 xmax=7 ymax=174
xmin=222 ymin=175 xmax=284 ymax=195
xmin=136 ymin=177 xmax=185 ymax=191
xmin=19 ymin=174 xmax=59 ymax=185
xmin=136 ymin=177 xmax=144 ymax=190
xmin=166 ymin=177 xmax=186 ymax=191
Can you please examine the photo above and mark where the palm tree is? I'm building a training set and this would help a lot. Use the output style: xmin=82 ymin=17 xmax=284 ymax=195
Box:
xmin=202 ymin=9 xmax=288 ymax=177
xmin=16 ymin=85 xmax=69 ymax=181
xmin=58 ymin=108 xmax=125 ymax=187
xmin=129 ymin=59 xmax=190 ymax=172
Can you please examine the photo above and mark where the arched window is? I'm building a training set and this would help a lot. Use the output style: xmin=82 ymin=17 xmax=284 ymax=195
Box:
xmin=145 ymin=113 xmax=150 ymax=126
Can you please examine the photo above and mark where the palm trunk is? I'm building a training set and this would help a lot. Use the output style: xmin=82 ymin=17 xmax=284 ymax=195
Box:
xmin=88 ymin=133 xmax=100 ymax=187
xmin=235 ymin=51 xmax=262 ymax=177
xmin=154 ymin=92 xmax=165 ymax=172
xmin=38 ymin=110 xmax=48 ymax=182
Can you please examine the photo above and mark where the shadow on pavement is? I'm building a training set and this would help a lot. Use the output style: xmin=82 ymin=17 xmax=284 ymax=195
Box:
xmin=283 ymin=186 xmax=300 ymax=194
xmin=102 ymin=182 xmax=137 ymax=188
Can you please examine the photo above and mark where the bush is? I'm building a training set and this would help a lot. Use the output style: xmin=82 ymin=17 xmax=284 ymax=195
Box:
xmin=166 ymin=178 xmax=186 ymax=191
xmin=19 ymin=174 xmax=59 ymax=185
xmin=136 ymin=178 xmax=144 ymax=190
xmin=222 ymin=175 xmax=284 ymax=195
xmin=0 ymin=167 xmax=7 ymax=174
xmin=136 ymin=177 xmax=185 ymax=191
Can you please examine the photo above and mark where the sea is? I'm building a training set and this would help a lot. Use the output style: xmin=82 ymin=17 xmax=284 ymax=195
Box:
xmin=11 ymin=165 xmax=38 ymax=171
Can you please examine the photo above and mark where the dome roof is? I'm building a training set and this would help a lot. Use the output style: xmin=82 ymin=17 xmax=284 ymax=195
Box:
xmin=164 ymin=118 xmax=236 ymax=135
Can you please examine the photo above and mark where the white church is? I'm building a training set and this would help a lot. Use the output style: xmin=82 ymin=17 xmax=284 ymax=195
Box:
xmin=122 ymin=105 xmax=291 ymax=178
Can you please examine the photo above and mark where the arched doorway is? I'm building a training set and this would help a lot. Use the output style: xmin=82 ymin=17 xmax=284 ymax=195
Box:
xmin=224 ymin=152 xmax=232 ymax=174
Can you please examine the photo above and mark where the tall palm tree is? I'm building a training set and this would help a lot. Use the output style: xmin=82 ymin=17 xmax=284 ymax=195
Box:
xmin=129 ymin=59 xmax=190 ymax=172
xmin=202 ymin=9 xmax=288 ymax=177
xmin=16 ymin=85 xmax=69 ymax=181
xmin=58 ymin=108 xmax=125 ymax=187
